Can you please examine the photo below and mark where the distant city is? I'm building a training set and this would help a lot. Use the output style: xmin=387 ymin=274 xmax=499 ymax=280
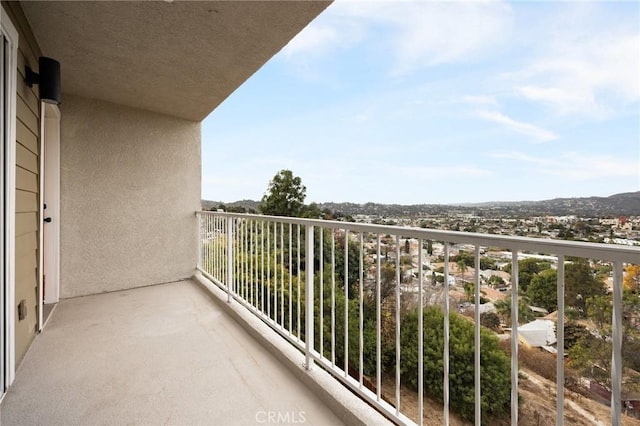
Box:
xmin=203 ymin=190 xmax=640 ymax=247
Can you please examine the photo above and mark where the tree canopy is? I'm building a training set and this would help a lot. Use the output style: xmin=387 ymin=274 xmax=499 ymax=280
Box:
xmin=527 ymin=269 xmax=558 ymax=312
xmin=260 ymin=170 xmax=307 ymax=217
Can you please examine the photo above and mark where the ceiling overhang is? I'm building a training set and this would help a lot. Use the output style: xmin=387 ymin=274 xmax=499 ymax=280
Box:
xmin=20 ymin=1 xmax=331 ymax=121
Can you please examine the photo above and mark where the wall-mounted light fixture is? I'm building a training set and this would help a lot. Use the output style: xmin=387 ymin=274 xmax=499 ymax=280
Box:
xmin=25 ymin=56 xmax=61 ymax=105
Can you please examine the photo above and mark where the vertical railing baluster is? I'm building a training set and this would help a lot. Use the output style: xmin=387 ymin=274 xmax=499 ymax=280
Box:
xmin=216 ymin=216 xmax=220 ymax=280
xmin=261 ymin=221 xmax=265 ymax=314
xmin=289 ymin=223 xmax=293 ymax=335
xmin=274 ymin=222 xmax=278 ymax=323
xmin=196 ymin=213 xmax=201 ymax=270
xmin=234 ymin=219 xmax=239 ymax=297
xmin=395 ymin=234 xmax=401 ymax=416
xmin=474 ymin=244 xmax=481 ymax=426
xmin=556 ymin=254 xmax=565 ymax=426
xmin=297 ymin=224 xmax=301 ymax=340
xmin=331 ymin=231 xmax=336 ymax=367
xmin=511 ymin=251 xmax=519 ymax=426
xmin=612 ymin=261 xmax=623 ymax=425
xmin=267 ymin=221 xmax=271 ymax=319
xmin=245 ymin=220 xmax=249 ymax=302
xmin=250 ymin=219 xmax=254 ymax=307
xmin=281 ymin=223 xmax=285 ymax=328
xmin=214 ymin=215 xmax=218 ymax=279
xmin=345 ymin=229 xmax=350 ymax=378
xmin=444 ymin=243 xmax=450 ymax=426
xmin=226 ymin=216 xmax=233 ymax=303
xmin=359 ymin=233 xmax=364 ymax=388
xmin=201 ymin=213 xmax=205 ymax=273
xmin=213 ymin=215 xmax=216 ymax=279
xmin=305 ymin=225 xmax=315 ymax=370
xmin=247 ymin=220 xmax=251 ymax=307
xmin=254 ymin=220 xmax=259 ymax=310
xmin=242 ymin=220 xmax=249 ymax=301
xmin=320 ymin=227 xmax=324 ymax=359
xmin=211 ymin=215 xmax=215 ymax=278
xmin=204 ymin=213 xmax=207 ymax=272
xmin=376 ymin=234 xmax=381 ymax=402
xmin=418 ymin=239 xmax=424 ymax=426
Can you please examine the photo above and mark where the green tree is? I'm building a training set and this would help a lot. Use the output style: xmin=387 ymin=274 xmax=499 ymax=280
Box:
xmin=503 ymin=258 xmax=551 ymax=293
xmin=480 ymin=312 xmax=501 ymax=331
xmin=400 ymin=306 xmax=511 ymax=420
xmin=380 ymin=262 xmax=397 ymax=301
xmin=457 ymin=259 xmax=469 ymax=281
xmin=494 ymin=296 xmax=535 ymax=325
xmin=565 ymin=260 xmax=605 ymax=316
xmin=568 ymin=335 xmax=611 ymax=387
xmin=527 ymin=269 xmax=558 ymax=312
xmin=488 ymin=275 xmax=506 ymax=288
xmin=260 ymin=169 xmax=306 ymax=217
xmin=585 ymin=295 xmax=611 ymax=329
xmin=562 ymin=322 xmax=590 ymax=351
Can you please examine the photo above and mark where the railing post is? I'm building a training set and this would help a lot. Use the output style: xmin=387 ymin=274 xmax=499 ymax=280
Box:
xmin=196 ymin=212 xmax=202 ymax=270
xmin=226 ymin=216 xmax=233 ymax=303
xmin=511 ymin=251 xmax=519 ymax=426
xmin=305 ymin=225 xmax=314 ymax=370
xmin=611 ymin=261 xmax=623 ymax=425
xmin=556 ymin=255 xmax=565 ymax=426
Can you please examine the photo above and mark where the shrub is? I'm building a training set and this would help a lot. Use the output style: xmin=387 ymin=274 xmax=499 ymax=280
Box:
xmin=399 ymin=306 xmax=511 ymax=421
xmin=519 ymin=345 xmax=556 ymax=382
xmin=480 ymin=312 xmax=501 ymax=331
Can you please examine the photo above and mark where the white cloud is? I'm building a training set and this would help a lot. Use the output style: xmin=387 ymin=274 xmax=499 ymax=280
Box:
xmin=474 ymin=110 xmax=558 ymax=142
xmin=490 ymin=151 xmax=639 ymax=180
xmin=507 ymin=15 xmax=640 ymax=118
xmin=281 ymin=0 xmax=514 ymax=74
xmin=282 ymin=19 xmax=364 ymax=58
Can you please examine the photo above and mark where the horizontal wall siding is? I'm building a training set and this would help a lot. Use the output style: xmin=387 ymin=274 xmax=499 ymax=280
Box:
xmin=16 ymin=119 xmax=37 ymax=154
xmin=15 ymin=167 xmax=37 ymax=193
xmin=16 ymin=143 xmax=37 ymax=173
xmin=2 ymin=1 xmax=42 ymax=365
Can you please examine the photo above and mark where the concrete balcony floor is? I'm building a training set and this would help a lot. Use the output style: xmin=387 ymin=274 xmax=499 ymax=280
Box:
xmin=0 ymin=280 xmax=343 ymax=425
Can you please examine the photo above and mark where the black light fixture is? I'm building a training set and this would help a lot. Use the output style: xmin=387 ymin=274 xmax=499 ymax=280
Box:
xmin=25 ymin=56 xmax=61 ymax=105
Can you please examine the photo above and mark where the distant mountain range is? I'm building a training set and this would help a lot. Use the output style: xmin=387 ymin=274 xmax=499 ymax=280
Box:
xmin=202 ymin=191 xmax=640 ymax=217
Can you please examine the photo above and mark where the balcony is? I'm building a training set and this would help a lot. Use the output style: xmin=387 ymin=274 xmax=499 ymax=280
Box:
xmin=0 ymin=279 xmax=362 ymax=425
xmin=195 ymin=211 xmax=640 ymax=425
xmin=2 ymin=211 xmax=639 ymax=426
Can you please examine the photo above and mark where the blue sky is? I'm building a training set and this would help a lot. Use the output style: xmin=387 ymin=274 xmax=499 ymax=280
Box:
xmin=202 ymin=0 xmax=640 ymax=205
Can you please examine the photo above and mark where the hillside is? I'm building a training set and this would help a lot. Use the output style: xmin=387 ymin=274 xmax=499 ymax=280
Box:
xmin=202 ymin=191 xmax=640 ymax=217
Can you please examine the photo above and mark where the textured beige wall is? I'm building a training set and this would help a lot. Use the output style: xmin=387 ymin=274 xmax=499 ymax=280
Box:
xmin=59 ymin=95 xmax=200 ymax=298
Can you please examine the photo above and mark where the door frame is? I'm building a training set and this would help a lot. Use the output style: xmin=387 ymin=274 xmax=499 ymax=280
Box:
xmin=1 ymin=6 xmax=19 ymax=392
xmin=38 ymin=102 xmax=60 ymax=330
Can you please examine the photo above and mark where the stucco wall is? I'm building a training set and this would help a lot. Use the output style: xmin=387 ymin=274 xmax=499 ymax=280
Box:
xmin=59 ymin=95 xmax=200 ymax=298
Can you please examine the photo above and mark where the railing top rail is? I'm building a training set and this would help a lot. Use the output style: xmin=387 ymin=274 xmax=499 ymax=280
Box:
xmin=197 ymin=211 xmax=640 ymax=263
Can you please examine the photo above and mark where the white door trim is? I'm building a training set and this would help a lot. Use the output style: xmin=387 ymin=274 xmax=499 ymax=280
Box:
xmin=39 ymin=103 xmax=60 ymax=324
xmin=1 ymin=6 xmax=19 ymax=389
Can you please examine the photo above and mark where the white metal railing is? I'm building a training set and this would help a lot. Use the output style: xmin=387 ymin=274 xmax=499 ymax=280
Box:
xmin=196 ymin=211 xmax=640 ymax=426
